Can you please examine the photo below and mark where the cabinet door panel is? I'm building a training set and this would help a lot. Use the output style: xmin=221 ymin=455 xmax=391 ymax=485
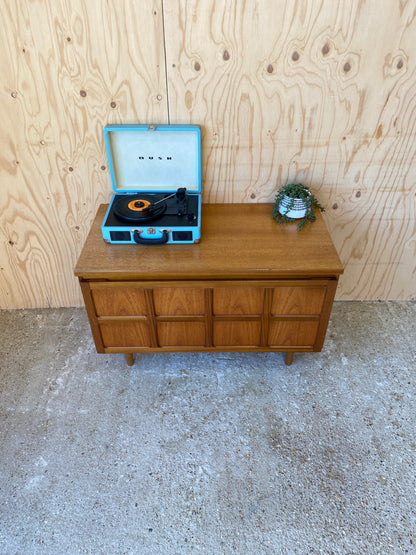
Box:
xmin=213 ymin=321 xmax=261 ymax=347
xmin=271 ymin=287 xmax=325 ymax=315
xmin=213 ymin=287 xmax=263 ymax=315
xmin=92 ymin=287 xmax=147 ymax=317
xmin=100 ymin=321 xmax=151 ymax=347
xmin=157 ymin=322 xmax=205 ymax=346
xmin=268 ymin=321 xmax=319 ymax=347
xmin=153 ymin=288 xmax=205 ymax=316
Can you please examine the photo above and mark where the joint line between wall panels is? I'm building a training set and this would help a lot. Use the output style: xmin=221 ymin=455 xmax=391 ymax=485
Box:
xmin=161 ymin=0 xmax=170 ymax=123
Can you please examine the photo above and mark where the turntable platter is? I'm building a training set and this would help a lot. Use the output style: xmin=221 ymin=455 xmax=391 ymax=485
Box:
xmin=113 ymin=195 xmax=167 ymax=222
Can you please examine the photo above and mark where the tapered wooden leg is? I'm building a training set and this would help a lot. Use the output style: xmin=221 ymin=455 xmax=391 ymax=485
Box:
xmin=125 ymin=353 xmax=134 ymax=366
xmin=285 ymin=352 xmax=294 ymax=366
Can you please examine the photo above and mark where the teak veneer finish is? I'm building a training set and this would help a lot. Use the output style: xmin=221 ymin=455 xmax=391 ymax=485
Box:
xmin=75 ymin=204 xmax=343 ymax=366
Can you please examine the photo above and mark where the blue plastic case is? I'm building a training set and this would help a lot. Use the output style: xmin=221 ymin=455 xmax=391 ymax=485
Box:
xmin=101 ymin=124 xmax=201 ymax=244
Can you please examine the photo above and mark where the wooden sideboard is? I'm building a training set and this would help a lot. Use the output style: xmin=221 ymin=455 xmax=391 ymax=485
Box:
xmin=75 ymin=204 xmax=343 ymax=366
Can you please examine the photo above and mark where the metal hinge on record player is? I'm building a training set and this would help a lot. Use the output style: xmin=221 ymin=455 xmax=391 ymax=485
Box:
xmin=134 ymin=228 xmax=171 ymax=235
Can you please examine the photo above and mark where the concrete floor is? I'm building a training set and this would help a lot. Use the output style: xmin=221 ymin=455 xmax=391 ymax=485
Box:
xmin=0 ymin=302 xmax=415 ymax=554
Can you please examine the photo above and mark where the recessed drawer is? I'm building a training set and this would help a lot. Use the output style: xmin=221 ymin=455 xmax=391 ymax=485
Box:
xmin=92 ymin=287 xmax=147 ymax=317
xmin=271 ymin=286 xmax=326 ymax=315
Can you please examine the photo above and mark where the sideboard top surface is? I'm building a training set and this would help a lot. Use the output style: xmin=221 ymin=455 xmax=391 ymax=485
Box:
xmin=75 ymin=204 xmax=343 ymax=280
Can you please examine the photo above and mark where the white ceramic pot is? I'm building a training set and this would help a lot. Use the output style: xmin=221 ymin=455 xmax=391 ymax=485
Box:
xmin=278 ymin=195 xmax=307 ymax=219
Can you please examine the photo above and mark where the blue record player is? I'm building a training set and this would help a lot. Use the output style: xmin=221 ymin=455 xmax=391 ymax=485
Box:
xmin=102 ymin=124 xmax=201 ymax=244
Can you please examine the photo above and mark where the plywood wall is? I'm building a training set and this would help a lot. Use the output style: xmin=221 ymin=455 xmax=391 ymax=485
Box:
xmin=1 ymin=0 xmax=415 ymax=308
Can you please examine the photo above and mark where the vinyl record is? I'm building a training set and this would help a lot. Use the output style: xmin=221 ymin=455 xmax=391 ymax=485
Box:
xmin=128 ymin=199 xmax=151 ymax=212
xmin=113 ymin=196 xmax=167 ymax=222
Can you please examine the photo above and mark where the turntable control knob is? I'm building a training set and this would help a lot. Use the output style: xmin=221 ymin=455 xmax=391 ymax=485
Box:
xmin=176 ymin=187 xmax=187 ymax=201
xmin=177 ymin=210 xmax=183 ymax=217
xmin=187 ymin=213 xmax=194 ymax=221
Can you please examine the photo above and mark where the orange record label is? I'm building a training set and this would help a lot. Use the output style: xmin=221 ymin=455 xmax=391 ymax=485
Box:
xmin=128 ymin=199 xmax=151 ymax=212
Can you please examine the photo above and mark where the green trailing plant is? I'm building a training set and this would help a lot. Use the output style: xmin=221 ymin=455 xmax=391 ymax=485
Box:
xmin=272 ymin=183 xmax=325 ymax=231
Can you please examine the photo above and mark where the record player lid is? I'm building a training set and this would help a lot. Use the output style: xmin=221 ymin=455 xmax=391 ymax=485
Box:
xmin=104 ymin=124 xmax=201 ymax=193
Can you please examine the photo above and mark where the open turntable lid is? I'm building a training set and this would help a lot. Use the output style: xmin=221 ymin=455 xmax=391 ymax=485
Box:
xmin=104 ymin=124 xmax=201 ymax=193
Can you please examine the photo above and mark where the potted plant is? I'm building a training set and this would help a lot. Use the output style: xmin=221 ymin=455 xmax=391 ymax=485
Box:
xmin=272 ymin=183 xmax=325 ymax=231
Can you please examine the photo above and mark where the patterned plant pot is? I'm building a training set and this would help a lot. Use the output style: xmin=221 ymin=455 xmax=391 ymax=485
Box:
xmin=278 ymin=194 xmax=308 ymax=219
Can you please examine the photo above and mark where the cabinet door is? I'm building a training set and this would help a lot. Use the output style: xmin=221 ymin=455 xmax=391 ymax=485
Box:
xmin=267 ymin=280 xmax=332 ymax=349
xmin=153 ymin=287 xmax=206 ymax=347
xmin=212 ymin=286 xmax=263 ymax=347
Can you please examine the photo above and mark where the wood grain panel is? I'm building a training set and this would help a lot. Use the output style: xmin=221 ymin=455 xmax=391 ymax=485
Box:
xmin=100 ymin=321 xmax=151 ymax=348
xmin=0 ymin=0 xmax=167 ymax=308
xmin=92 ymin=287 xmax=147 ymax=316
xmin=153 ymin=287 xmax=205 ymax=315
xmin=157 ymin=322 xmax=205 ymax=346
xmin=213 ymin=287 xmax=263 ymax=315
xmin=268 ymin=321 xmax=319 ymax=348
xmin=271 ymin=286 xmax=326 ymax=315
xmin=213 ymin=321 xmax=261 ymax=347
xmin=1 ymin=1 xmax=416 ymax=307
